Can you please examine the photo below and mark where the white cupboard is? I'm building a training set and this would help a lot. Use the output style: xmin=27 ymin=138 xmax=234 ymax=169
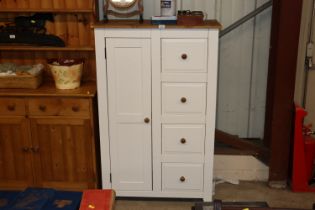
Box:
xmin=94 ymin=20 xmax=221 ymax=201
xmin=106 ymin=38 xmax=152 ymax=191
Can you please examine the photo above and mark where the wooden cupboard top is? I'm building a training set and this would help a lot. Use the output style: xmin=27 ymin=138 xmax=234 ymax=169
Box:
xmin=93 ymin=20 xmax=222 ymax=29
xmin=0 ymin=82 xmax=96 ymax=97
xmin=0 ymin=9 xmax=94 ymax=13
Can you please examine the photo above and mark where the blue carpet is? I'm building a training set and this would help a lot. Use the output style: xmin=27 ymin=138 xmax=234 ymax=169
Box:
xmin=0 ymin=188 xmax=82 ymax=210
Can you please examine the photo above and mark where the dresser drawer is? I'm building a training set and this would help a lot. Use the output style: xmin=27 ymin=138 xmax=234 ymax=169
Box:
xmin=162 ymin=39 xmax=208 ymax=73
xmin=162 ymin=83 xmax=206 ymax=115
xmin=0 ymin=98 xmax=25 ymax=116
xmin=28 ymin=98 xmax=90 ymax=117
xmin=162 ymin=124 xmax=205 ymax=155
xmin=162 ymin=163 xmax=203 ymax=191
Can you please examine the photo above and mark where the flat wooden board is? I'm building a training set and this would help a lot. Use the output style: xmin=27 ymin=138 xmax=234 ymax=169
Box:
xmin=93 ymin=20 xmax=222 ymax=29
xmin=0 ymin=82 xmax=96 ymax=97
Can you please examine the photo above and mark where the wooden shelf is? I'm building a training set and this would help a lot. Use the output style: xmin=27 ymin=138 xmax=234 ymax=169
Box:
xmin=0 ymin=81 xmax=96 ymax=97
xmin=0 ymin=46 xmax=95 ymax=51
xmin=0 ymin=9 xmax=94 ymax=13
xmin=0 ymin=0 xmax=97 ymax=82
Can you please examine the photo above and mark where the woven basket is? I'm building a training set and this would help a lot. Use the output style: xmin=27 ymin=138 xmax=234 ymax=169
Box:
xmin=0 ymin=73 xmax=42 ymax=89
xmin=0 ymin=63 xmax=43 ymax=89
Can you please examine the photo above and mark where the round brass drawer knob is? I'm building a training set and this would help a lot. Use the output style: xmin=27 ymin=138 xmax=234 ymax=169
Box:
xmin=180 ymin=176 xmax=186 ymax=182
xmin=144 ymin=118 xmax=150 ymax=123
xmin=22 ymin=147 xmax=30 ymax=152
xmin=181 ymin=54 xmax=188 ymax=60
xmin=72 ymin=106 xmax=80 ymax=112
xmin=7 ymin=105 xmax=16 ymax=111
xmin=32 ymin=147 xmax=40 ymax=153
xmin=180 ymin=138 xmax=186 ymax=144
xmin=181 ymin=97 xmax=187 ymax=103
xmin=39 ymin=105 xmax=46 ymax=112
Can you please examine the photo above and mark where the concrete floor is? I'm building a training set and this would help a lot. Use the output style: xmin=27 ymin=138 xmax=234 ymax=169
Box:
xmin=114 ymin=182 xmax=315 ymax=210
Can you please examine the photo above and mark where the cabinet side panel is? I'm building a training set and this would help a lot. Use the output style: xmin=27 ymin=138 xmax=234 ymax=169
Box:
xmin=204 ymin=29 xmax=219 ymax=201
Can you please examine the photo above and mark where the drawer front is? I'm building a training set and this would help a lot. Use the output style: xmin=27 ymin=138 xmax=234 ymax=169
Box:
xmin=162 ymin=124 xmax=205 ymax=154
xmin=0 ymin=98 xmax=25 ymax=115
xmin=162 ymin=39 xmax=208 ymax=73
xmin=162 ymin=163 xmax=203 ymax=191
xmin=28 ymin=98 xmax=90 ymax=117
xmin=162 ymin=83 xmax=206 ymax=115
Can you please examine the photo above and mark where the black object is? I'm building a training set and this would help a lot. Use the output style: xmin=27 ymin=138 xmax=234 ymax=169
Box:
xmin=177 ymin=10 xmax=204 ymax=16
xmin=0 ymin=32 xmax=65 ymax=47
xmin=14 ymin=13 xmax=54 ymax=33
xmin=214 ymin=200 xmax=223 ymax=210
xmin=0 ymin=13 xmax=65 ymax=47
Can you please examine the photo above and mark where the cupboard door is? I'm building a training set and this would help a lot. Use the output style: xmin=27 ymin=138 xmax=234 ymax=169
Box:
xmin=106 ymin=38 xmax=152 ymax=191
xmin=0 ymin=117 xmax=33 ymax=189
xmin=30 ymin=118 xmax=96 ymax=190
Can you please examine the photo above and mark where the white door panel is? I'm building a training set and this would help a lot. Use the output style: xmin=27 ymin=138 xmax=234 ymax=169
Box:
xmin=106 ymin=38 xmax=152 ymax=191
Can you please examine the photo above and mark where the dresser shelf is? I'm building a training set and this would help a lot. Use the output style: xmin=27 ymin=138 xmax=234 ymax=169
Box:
xmin=0 ymin=0 xmax=100 ymax=191
xmin=0 ymin=46 xmax=95 ymax=51
xmin=0 ymin=9 xmax=94 ymax=13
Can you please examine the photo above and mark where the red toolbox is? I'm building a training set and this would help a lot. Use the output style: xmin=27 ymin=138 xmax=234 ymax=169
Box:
xmin=79 ymin=190 xmax=115 ymax=210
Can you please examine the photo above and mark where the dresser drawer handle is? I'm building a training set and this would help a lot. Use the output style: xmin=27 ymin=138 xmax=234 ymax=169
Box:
xmin=180 ymin=176 xmax=186 ymax=182
xmin=72 ymin=106 xmax=80 ymax=112
xmin=7 ymin=105 xmax=16 ymax=111
xmin=31 ymin=147 xmax=40 ymax=153
xmin=180 ymin=138 xmax=186 ymax=144
xmin=181 ymin=97 xmax=187 ymax=103
xmin=22 ymin=147 xmax=31 ymax=153
xmin=39 ymin=105 xmax=46 ymax=112
xmin=181 ymin=54 xmax=188 ymax=60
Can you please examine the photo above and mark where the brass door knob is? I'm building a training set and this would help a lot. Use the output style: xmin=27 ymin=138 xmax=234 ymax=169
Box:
xmin=180 ymin=138 xmax=186 ymax=144
xmin=144 ymin=118 xmax=150 ymax=123
xmin=180 ymin=176 xmax=186 ymax=182
xmin=181 ymin=97 xmax=187 ymax=103
xmin=181 ymin=54 xmax=188 ymax=60
xmin=7 ymin=105 xmax=16 ymax=111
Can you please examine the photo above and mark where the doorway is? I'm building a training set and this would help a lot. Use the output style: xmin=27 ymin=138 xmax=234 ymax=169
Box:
xmin=296 ymin=0 xmax=315 ymax=125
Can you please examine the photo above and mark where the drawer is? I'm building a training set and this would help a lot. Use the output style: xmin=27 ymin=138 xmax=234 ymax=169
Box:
xmin=162 ymin=83 xmax=206 ymax=115
xmin=162 ymin=124 xmax=205 ymax=154
xmin=0 ymin=98 xmax=25 ymax=116
xmin=162 ymin=163 xmax=203 ymax=191
xmin=28 ymin=98 xmax=90 ymax=117
xmin=162 ymin=39 xmax=208 ymax=73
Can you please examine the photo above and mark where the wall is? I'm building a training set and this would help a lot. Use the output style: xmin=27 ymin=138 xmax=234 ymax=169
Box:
xmin=295 ymin=0 xmax=315 ymax=128
xmin=215 ymin=0 xmax=271 ymax=139
xmin=98 ymin=0 xmax=272 ymax=139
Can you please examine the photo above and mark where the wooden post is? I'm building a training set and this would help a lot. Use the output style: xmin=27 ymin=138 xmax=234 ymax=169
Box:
xmin=264 ymin=0 xmax=303 ymax=185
